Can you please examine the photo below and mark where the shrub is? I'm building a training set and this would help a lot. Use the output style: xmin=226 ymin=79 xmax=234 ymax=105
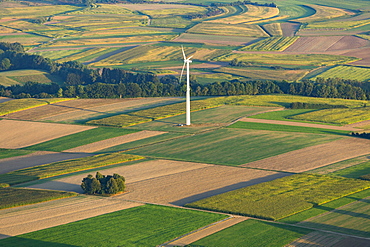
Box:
xmin=81 ymin=172 xmax=125 ymax=195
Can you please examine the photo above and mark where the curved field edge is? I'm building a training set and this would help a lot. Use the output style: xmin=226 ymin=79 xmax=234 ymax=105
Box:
xmin=0 ymin=153 xmax=144 ymax=185
xmin=0 ymin=204 xmax=228 ymax=246
xmin=185 ymin=173 xmax=370 ymax=221
xmin=0 ymin=187 xmax=76 ymax=210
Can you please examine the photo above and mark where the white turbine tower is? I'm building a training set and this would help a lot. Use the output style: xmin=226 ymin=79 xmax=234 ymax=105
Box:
xmin=179 ymin=46 xmax=193 ymax=126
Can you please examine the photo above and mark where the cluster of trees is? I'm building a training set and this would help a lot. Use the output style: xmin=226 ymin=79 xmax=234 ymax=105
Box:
xmin=351 ymin=132 xmax=370 ymax=139
xmin=0 ymin=42 xmax=369 ymax=100
xmin=184 ymin=7 xmax=224 ymax=20
xmin=81 ymin=172 xmax=125 ymax=195
xmin=289 ymin=102 xmax=348 ymax=109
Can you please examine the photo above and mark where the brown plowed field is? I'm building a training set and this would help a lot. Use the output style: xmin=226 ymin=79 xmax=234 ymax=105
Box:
xmin=40 ymin=97 xmax=182 ymax=123
xmin=27 ymin=159 xmax=290 ymax=205
xmin=241 ymin=137 xmax=370 ymax=173
xmin=281 ymin=23 xmax=300 ymax=37
xmin=0 ymin=120 xmax=95 ymax=149
xmin=4 ymin=98 xmax=179 ymax=121
xmin=0 ymin=151 xmax=92 ymax=174
xmin=0 ymin=196 xmax=143 ymax=239
xmin=283 ymin=36 xmax=367 ymax=52
xmin=64 ymin=130 xmax=166 ymax=153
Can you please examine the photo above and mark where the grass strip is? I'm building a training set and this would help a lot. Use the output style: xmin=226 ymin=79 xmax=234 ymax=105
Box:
xmin=0 ymin=204 xmax=227 ymax=246
xmin=0 ymin=153 xmax=144 ymax=185
xmin=0 ymin=148 xmax=33 ymax=159
xmin=228 ymin=121 xmax=349 ymax=136
xmin=187 ymin=219 xmax=312 ymax=247
xmin=24 ymin=127 xmax=139 ymax=152
xmin=278 ymin=188 xmax=370 ymax=224
xmin=0 ymin=98 xmax=73 ymax=115
xmin=0 ymin=187 xmax=76 ymax=210
xmin=186 ymin=174 xmax=370 ymax=221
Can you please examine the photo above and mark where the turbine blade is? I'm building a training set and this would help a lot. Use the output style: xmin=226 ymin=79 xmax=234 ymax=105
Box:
xmin=188 ymin=55 xmax=193 ymax=60
xmin=179 ymin=62 xmax=185 ymax=83
xmin=181 ymin=46 xmax=186 ymax=60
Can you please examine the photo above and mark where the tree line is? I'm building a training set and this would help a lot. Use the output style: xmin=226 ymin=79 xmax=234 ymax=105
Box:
xmin=0 ymin=42 xmax=369 ymax=100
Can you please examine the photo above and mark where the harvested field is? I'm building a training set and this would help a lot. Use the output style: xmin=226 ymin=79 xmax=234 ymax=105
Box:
xmin=64 ymin=130 xmax=166 ymax=153
xmin=0 ymin=195 xmax=143 ymax=239
xmin=283 ymin=36 xmax=368 ymax=52
xmin=0 ymin=120 xmax=95 ymax=149
xmin=242 ymin=138 xmax=370 ymax=173
xmin=27 ymin=159 xmax=289 ymax=205
xmin=43 ymin=98 xmax=182 ymax=123
xmin=342 ymin=47 xmax=370 ymax=67
xmin=0 ymin=97 xmax=12 ymax=104
xmin=119 ymin=3 xmax=198 ymax=11
xmin=294 ymin=4 xmax=354 ymax=23
xmin=0 ymin=151 xmax=92 ymax=174
xmin=281 ymin=23 xmax=300 ymax=37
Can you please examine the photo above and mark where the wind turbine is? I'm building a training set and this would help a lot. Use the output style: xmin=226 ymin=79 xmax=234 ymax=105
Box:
xmin=179 ymin=46 xmax=193 ymax=126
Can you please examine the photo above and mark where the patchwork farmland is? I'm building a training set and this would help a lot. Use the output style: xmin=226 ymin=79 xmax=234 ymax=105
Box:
xmin=1 ymin=0 xmax=370 ymax=245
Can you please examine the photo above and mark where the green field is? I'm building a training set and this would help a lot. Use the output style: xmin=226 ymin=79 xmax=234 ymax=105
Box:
xmin=0 ymin=98 xmax=73 ymax=115
xmin=229 ymin=121 xmax=349 ymax=135
xmin=298 ymin=196 xmax=370 ymax=238
xmin=291 ymin=107 xmax=370 ymax=125
xmin=279 ymin=188 xmax=370 ymax=224
xmin=310 ymin=155 xmax=370 ymax=175
xmin=0 ymin=153 xmax=143 ymax=185
xmin=24 ymin=127 xmax=138 ymax=152
xmin=0 ymin=204 xmax=227 ymax=247
xmin=312 ymin=65 xmax=370 ymax=82
xmin=186 ymin=173 xmax=370 ymax=220
xmin=330 ymin=161 xmax=370 ymax=178
xmin=214 ymin=53 xmax=359 ymax=66
xmin=0 ymin=187 xmax=76 ymax=210
xmin=0 ymin=149 xmax=33 ymax=160
xmin=127 ymin=128 xmax=339 ymax=166
xmin=188 ymin=219 xmax=312 ymax=247
xmin=0 ymin=69 xmax=64 ymax=86
xmin=240 ymin=37 xmax=299 ymax=51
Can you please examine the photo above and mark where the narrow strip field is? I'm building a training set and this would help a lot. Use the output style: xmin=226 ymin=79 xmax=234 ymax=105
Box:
xmin=64 ymin=130 xmax=166 ymax=153
xmin=0 ymin=120 xmax=95 ymax=149
xmin=0 ymin=196 xmax=143 ymax=239
xmin=242 ymin=138 xmax=370 ymax=173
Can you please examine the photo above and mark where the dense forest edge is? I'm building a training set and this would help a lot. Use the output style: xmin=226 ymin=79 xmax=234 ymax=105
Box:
xmin=0 ymin=42 xmax=369 ymax=100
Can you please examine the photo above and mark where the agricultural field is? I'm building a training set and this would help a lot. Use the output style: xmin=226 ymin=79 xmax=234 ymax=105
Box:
xmin=0 ymin=149 xmax=33 ymax=160
xmin=0 ymin=204 xmax=227 ymax=246
xmin=311 ymin=65 xmax=370 ymax=82
xmin=0 ymin=69 xmax=64 ymax=86
xmin=291 ymin=107 xmax=370 ymax=125
xmin=240 ymin=36 xmax=299 ymax=51
xmin=294 ymin=4 xmax=354 ymax=23
xmin=215 ymin=67 xmax=309 ymax=81
xmin=187 ymin=23 xmax=269 ymax=37
xmin=186 ymin=173 xmax=370 ymax=220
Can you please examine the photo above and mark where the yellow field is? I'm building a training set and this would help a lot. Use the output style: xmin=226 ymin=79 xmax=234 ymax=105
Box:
xmin=71 ymin=4 xmax=134 ymax=15
xmin=0 ymin=5 xmax=79 ymax=17
xmin=141 ymin=6 xmax=207 ymax=17
xmin=92 ymin=45 xmax=229 ymax=66
xmin=263 ymin=23 xmax=283 ymax=36
xmin=56 ymin=48 xmax=111 ymax=63
xmin=294 ymin=4 xmax=354 ymax=23
xmin=187 ymin=23 xmax=269 ymax=37
xmin=207 ymin=5 xmax=279 ymax=24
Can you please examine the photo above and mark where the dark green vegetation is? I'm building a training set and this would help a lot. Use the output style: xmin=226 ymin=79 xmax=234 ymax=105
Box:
xmin=81 ymin=172 xmax=125 ymax=195
xmin=25 ymin=127 xmax=138 ymax=152
xmin=127 ymin=128 xmax=339 ymax=166
xmin=279 ymin=188 xmax=370 ymax=224
xmin=228 ymin=121 xmax=349 ymax=135
xmin=186 ymin=174 xmax=370 ymax=220
xmin=0 ymin=204 xmax=228 ymax=247
xmin=0 ymin=153 xmax=143 ymax=185
xmin=187 ymin=219 xmax=312 ymax=247
xmin=0 ymin=148 xmax=33 ymax=160
xmin=0 ymin=187 xmax=76 ymax=210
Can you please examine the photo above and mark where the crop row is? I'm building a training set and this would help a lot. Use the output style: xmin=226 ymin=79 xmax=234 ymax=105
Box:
xmin=0 ymin=153 xmax=143 ymax=185
xmin=240 ymin=36 xmax=299 ymax=51
xmin=291 ymin=107 xmax=370 ymax=125
xmin=87 ymin=98 xmax=226 ymax=127
xmin=187 ymin=22 xmax=269 ymax=37
xmin=313 ymin=65 xmax=370 ymax=82
xmin=0 ymin=98 xmax=73 ymax=116
xmin=186 ymin=173 xmax=370 ymax=220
